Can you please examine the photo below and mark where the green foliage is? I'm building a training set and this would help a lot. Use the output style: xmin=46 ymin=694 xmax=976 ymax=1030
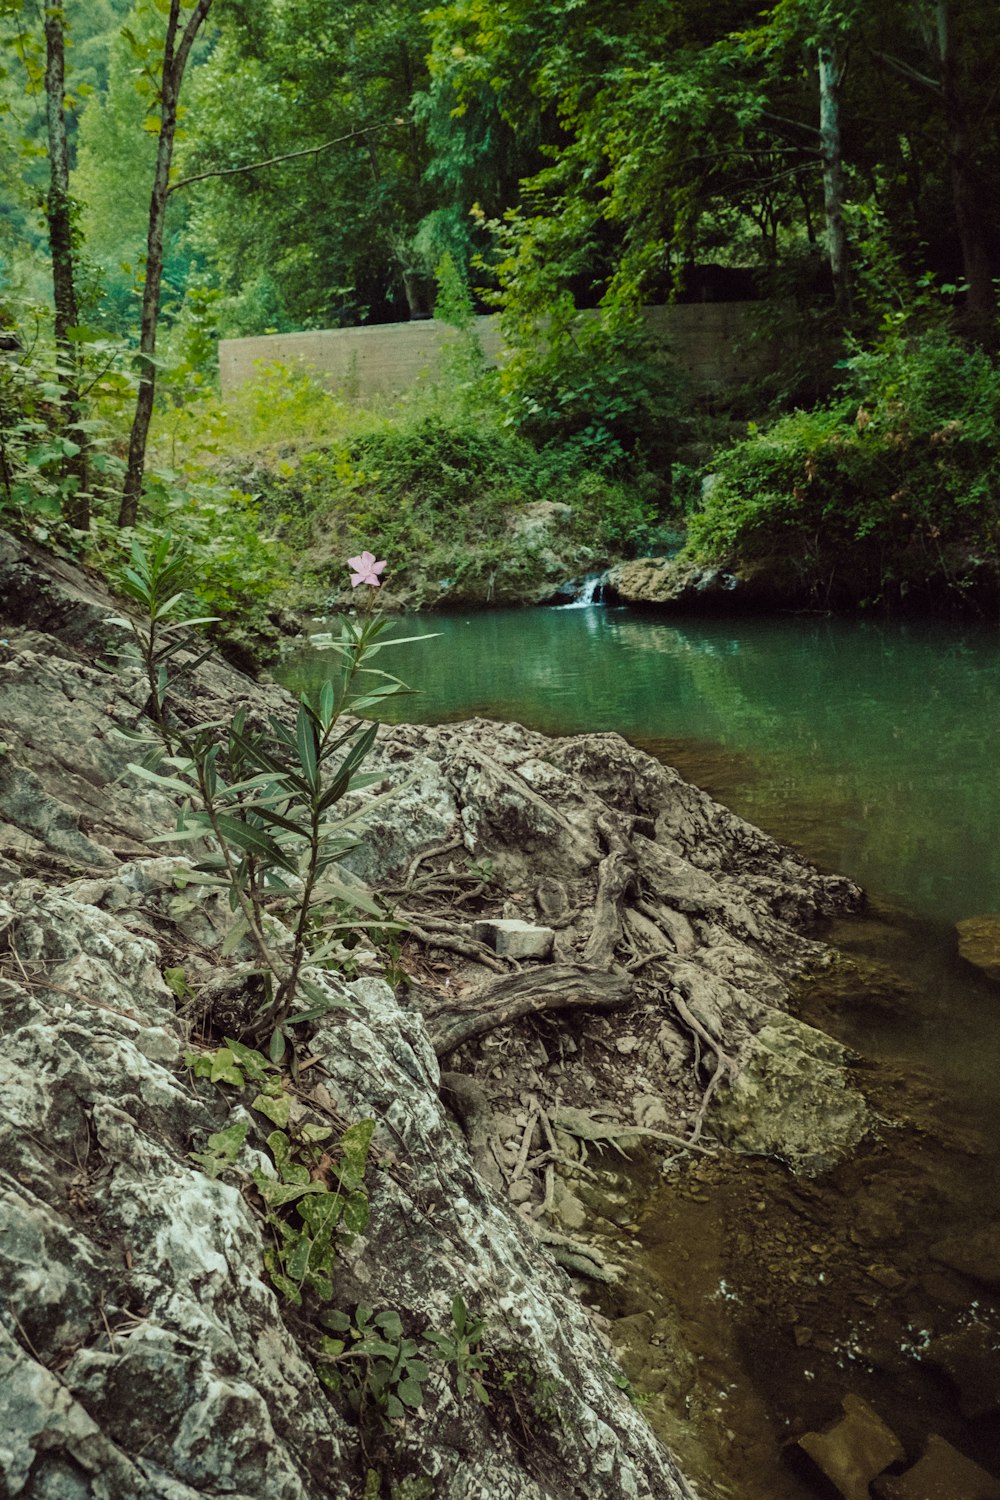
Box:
xmin=685 ymin=328 xmax=1000 ymax=606
xmin=184 ymin=1039 xmax=374 ymax=1306
xmin=497 ymin=297 xmax=684 ymax=472
xmin=115 ymin=536 xmax=425 ymax=1055
xmin=423 ymin=1293 xmax=490 ymax=1404
xmin=318 ymin=1304 xmax=431 ymax=1424
xmin=256 ymin=1119 xmax=374 ymax=1304
xmin=0 ymin=310 xmax=131 ymax=538
xmin=253 ymin=390 xmax=663 ymax=606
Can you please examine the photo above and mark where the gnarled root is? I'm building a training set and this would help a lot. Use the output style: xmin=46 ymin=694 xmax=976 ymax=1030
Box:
xmin=423 ymin=963 xmax=632 ymax=1060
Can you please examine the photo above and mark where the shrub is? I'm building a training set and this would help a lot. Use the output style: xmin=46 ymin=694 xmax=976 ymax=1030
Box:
xmin=257 ymin=404 xmax=663 ymax=603
xmin=685 ymin=329 xmax=1000 ymax=607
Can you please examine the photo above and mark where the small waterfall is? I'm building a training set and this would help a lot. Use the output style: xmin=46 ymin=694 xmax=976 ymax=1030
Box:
xmin=558 ymin=571 xmax=609 ymax=609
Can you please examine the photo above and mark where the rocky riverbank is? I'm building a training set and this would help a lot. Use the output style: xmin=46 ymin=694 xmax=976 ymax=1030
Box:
xmin=0 ymin=529 xmax=880 ymax=1499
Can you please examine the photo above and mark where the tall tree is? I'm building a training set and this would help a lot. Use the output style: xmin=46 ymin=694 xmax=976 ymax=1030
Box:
xmin=43 ymin=7 xmax=90 ymax=526
xmin=871 ymin=0 xmax=998 ymax=345
xmin=119 ymin=0 xmax=212 ymax=528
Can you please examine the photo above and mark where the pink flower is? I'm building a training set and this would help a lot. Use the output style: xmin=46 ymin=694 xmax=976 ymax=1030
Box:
xmin=347 ymin=551 xmax=387 ymax=588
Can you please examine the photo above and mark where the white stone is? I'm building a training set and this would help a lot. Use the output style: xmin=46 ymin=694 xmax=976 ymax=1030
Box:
xmin=472 ymin=918 xmax=555 ymax=960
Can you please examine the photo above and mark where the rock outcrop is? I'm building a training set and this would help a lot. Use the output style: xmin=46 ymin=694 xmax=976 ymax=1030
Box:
xmin=0 ymin=528 xmax=873 ymax=1498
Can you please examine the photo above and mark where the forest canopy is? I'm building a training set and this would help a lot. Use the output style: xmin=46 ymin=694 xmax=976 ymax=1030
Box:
xmin=0 ymin=0 xmax=997 ymax=616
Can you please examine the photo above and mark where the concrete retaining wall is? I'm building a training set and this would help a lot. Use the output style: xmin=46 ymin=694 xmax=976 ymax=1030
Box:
xmin=218 ymin=302 xmax=777 ymax=401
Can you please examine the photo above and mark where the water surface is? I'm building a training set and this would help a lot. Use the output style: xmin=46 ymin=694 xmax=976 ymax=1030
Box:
xmin=284 ymin=605 xmax=1000 ymax=925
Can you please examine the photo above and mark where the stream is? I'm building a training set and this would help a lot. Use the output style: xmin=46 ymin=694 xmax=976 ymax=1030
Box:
xmin=281 ymin=602 xmax=1000 ymax=1497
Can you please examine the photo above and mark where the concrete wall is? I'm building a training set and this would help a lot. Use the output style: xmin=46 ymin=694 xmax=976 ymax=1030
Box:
xmin=218 ymin=302 xmax=776 ymax=402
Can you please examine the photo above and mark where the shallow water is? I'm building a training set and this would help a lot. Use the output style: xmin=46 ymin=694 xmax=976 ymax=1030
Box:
xmin=282 ymin=603 xmax=1000 ymax=1493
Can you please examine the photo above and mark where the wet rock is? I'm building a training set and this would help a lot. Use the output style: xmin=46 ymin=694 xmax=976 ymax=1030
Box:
xmin=711 ymin=1012 xmax=870 ymax=1175
xmin=605 ymin=558 xmax=745 ymax=610
xmin=790 ymin=1393 xmax=905 ymax=1500
xmin=924 ymin=1324 xmax=1000 ymax=1418
xmin=930 ymin=1224 xmax=1000 ymax=1289
xmin=956 ymin=914 xmax=1000 ymax=983
xmin=873 ymin=1434 xmax=1000 ymax=1499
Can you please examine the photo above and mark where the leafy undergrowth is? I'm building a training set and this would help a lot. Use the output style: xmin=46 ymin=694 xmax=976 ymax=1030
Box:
xmin=155 ymin=363 xmax=671 ymax=611
xmin=684 ymin=329 xmax=1000 ymax=609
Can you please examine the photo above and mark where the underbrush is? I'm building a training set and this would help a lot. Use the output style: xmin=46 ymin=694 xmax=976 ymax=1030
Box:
xmin=684 ymin=329 xmax=1000 ymax=608
xmin=159 ymin=364 xmax=669 ymax=609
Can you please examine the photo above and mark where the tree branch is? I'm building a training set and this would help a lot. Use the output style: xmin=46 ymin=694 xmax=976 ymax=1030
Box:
xmin=168 ymin=120 xmax=397 ymax=195
xmin=869 ymin=48 xmax=942 ymax=97
xmin=761 ymin=109 xmax=821 ymax=140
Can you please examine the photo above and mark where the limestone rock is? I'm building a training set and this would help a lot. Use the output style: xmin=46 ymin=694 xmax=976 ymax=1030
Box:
xmin=0 ymin=888 xmax=694 ymax=1500
xmin=930 ymin=1224 xmax=1000 ymax=1289
xmin=925 ymin=1324 xmax=1000 ymax=1418
xmin=710 ymin=1011 xmax=870 ymax=1174
xmin=472 ymin=918 xmax=555 ymax=960
xmin=605 ymin=558 xmax=742 ymax=610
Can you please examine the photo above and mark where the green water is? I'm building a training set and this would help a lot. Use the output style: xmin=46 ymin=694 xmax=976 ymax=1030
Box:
xmin=284 ymin=605 xmax=1000 ymax=926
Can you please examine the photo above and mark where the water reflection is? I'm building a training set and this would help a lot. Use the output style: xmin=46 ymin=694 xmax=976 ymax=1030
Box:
xmin=284 ymin=606 xmax=1000 ymax=927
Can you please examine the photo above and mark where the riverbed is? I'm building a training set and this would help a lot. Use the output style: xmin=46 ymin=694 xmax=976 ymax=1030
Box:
xmin=281 ymin=603 xmax=1000 ymax=1496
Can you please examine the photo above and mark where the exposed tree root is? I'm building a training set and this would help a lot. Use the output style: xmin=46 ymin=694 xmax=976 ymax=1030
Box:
xmin=581 ymin=815 xmax=638 ymax=968
xmin=422 ymin=964 xmax=632 ymax=1059
xmin=398 ymin=918 xmax=508 ymax=972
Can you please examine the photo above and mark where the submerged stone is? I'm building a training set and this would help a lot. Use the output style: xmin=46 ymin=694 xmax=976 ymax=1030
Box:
xmin=791 ymin=1393 xmax=905 ymax=1500
xmin=873 ymin=1434 xmax=1000 ymax=1499
xmin=955 ymin=914 xmax=1000 ymax=983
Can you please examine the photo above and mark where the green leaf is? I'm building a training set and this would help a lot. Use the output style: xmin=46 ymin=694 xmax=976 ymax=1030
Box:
xmin=163 ymin=966 xmax=189 ymax=1000
xmin=297 ymin=977 xmax=354 ymax=1012
xmin=341 ymin=1188 xmax=370 ymax=1235
xmin=127 ymin=762 xmax=196 ymax=796
xmin=337 ymin=1118 xmax=375 ymax=1193
xmin=318 ymin=678 xmax=335 ymax=729
xmin=295 ymin=703 xmax=319 ymax=792
xmin=321 ymin=1309 xmax=352 ymax=1333
xmin=220 ymin=915 xmax=251 ymax=958
xmin=397 ymin=1377 xmax=424 ymax=1408
xmin=221 ymin=1038 xmax=271 ymax=1076
xmin=269 ymin=1026 xmax=287 ymax=1064
xmin=285 ymin=1231 xmax=314 ymax=1282
xmin=252 ymin=1170 xmax=327 ymax=1208
xmin=202 ymin=1047 xmax=244 ymax=1087
xmin=251 ymin=1088 xmax=291 ymax=1127
xmin=213 ymin=814 xmax=299 ymax=873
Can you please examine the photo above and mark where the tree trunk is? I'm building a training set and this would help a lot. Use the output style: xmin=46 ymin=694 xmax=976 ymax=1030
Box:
xmin=817 ymin=37 xmax=852 ymax=326
xmin=932 ymin=1 xmax=997 ymax=347
xmin=44 ymin=9 xmax=89 ymax=530
xmin=119 ymin=0 xmax=212 ymax=528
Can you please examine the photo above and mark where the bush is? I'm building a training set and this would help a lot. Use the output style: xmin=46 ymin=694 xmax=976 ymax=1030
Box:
xmin=685 ymin=329 xmax=1000 ymax=607
xmin=256 ymin=403 xmax=663 ymax=604
xmin=498 ymin=300 xmax=684 ymax=474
